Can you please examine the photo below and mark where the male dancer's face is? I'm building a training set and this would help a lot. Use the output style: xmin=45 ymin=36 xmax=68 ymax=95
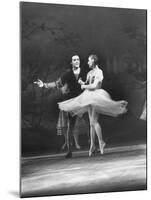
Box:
xmin=71 ymin=55 xmax=80 ymax=70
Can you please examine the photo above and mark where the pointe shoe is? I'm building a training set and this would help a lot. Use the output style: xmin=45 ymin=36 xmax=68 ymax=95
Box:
xmin=75 ymin=144 xmax=81 ymax=149
xmin=100 ymin=142 xmax=106 ymax=155
xmin=89 ymin=146 xmax=96 ymax=157
xmin=61 ymin=143 xmax=67 ymax=150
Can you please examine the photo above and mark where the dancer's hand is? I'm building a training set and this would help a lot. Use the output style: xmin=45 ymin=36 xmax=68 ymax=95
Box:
xmin=81 ymin=84 xmax=86 ymax=90
xmin=78 ymin=78 xmax=85 ymax=85
xmin=34 ymin=79 xmax=44 ymax=87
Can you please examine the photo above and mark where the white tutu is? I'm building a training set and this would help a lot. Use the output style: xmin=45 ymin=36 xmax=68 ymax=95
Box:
xmin=58 ymin=89 xmax=128 ymax=117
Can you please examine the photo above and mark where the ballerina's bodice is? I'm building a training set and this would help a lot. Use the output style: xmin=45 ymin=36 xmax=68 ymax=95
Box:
xmin=87 ymin=66 xmax=104 ymax=89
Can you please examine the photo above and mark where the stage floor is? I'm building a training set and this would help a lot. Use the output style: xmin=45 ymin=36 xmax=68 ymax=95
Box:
xmin=21 ymin=143 xmax=147 ymax=197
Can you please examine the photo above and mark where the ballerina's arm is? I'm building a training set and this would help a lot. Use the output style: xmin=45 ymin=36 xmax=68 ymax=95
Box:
xmin=78 ymin=72 xmax=90 ymax=85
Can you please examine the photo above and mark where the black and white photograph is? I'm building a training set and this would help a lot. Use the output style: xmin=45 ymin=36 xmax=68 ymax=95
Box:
xmin=20 ymin=2 xmax=147 ymax=198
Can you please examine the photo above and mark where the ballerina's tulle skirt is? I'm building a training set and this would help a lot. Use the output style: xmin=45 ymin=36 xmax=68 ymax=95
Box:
xmin=58 ymin=89 xmax=128 ymax=117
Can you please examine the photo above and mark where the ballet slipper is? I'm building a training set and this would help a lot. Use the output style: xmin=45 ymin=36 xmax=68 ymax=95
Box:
xmin=100 ymin=141 xmax=106 ymax=155
xmin=61 ymin=143 xmax=67 ymax=150
xmin=75 ymin=144 xmax=81 ymax=149
xmin=89 ymin=146 xmax=96 ymax=157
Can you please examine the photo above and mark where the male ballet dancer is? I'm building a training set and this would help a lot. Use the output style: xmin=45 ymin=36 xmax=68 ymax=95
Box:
xmin=34 ymin=55 xmax=89 ymax=158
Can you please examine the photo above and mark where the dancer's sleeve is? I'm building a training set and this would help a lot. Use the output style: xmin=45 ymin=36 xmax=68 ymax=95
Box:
xmin=94 ymin=69 xmax=104 ymax=83
xmin=85 ymin=71 xmax=90 ymax=84
xmin=38 ymin=70 xmax=69 ymax=90
xmin=43 ymin=77 xmax=63 ymax=89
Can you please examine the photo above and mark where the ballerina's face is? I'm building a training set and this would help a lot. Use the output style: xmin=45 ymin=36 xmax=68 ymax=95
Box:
xmin=71 ymin=55 xmax=80 ymax=69
xmin=88 ymin=57 xmax=94 ymax=69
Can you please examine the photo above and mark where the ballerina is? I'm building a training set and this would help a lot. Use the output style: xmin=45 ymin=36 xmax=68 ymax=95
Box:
xmin=58 ymin=54 xmax=128 ymax=157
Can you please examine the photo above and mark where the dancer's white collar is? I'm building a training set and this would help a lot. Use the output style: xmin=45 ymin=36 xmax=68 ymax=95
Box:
xmin=72 ymin=67 xmax=81 ymax=75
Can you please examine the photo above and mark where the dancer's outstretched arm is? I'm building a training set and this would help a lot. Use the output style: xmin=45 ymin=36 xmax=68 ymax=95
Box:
xmin=34 ymin=78 xmax=62 ymax=89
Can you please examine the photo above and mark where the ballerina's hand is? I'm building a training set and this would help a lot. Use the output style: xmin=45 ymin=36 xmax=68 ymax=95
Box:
xmin=33 ymin=79 xmax=44 ymax=87
xmin=81 ymin=85 xmax=86 ymax=90
xmin=78 ymin=78 xmax=84 ymax=85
